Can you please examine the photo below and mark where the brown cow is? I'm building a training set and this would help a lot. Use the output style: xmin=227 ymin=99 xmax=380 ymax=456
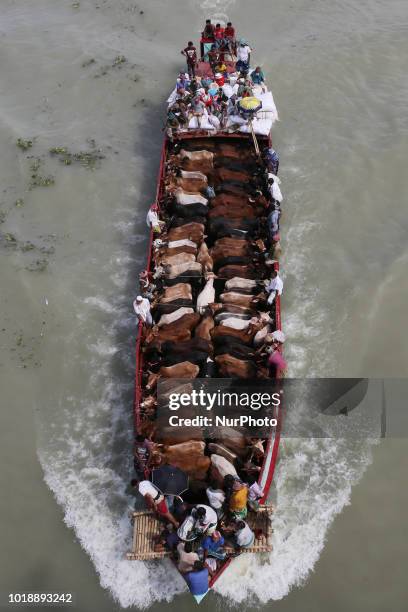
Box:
xmin=215 ymin=354 xmax=257 ymax=378
xmin=197 ymin=242 xmax=213 ymax=273
xmin=144 ymin=313 xmax=200 ymax=345
xmin=220 ymin=291 xmax=263 ymax=308
xmin=161 ymin=441 xmax=210 ymax=480
xmin=160 ymin=283 xmax=192 ymax=303
xmin=165 ymin=175 xmax=208 ymax=194
xmin=155 ymin=245 xmax=198 ymax=258
xmin=213 ymin=167 xmax=252 ymax=183
xmin=208 ymin=204 xmax=256 ymax=219
xmin=210 ymin=324 xmax=259 ymax=345
xmin=165 ymin=223 xmax=204 ymax=244
xmin=146 ymin=361 xmax=200 ymax=391
xmin=195 ymin=313 xmax=215 ymax=340
xmin=217 ymin=265 xmax=257 ymax=280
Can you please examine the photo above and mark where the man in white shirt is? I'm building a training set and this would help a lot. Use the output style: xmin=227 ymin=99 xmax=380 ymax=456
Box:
xmin=206 ymin=482 xmax=226 ymax=518
xmin=267 ymin=177 xmax=283 ymax=203
xmin=133 ymin=295 xmax=153 ymax=326
xmin=265 ymin=270 xmax=283 ymax=305
xmin=236 ymin=41 xmax=252 ymax=72
xmin=192 ymin=504 xmax=218 ymax=535
xmin=138 ymin=480 xmax=179 ymax=527
xmin=146 ymin=204 xmax=162 ymax=234
xmin=234 ymin=520 xmax=255 ymax=549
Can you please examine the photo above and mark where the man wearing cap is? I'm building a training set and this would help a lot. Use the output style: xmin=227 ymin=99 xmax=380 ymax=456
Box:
xmin=133 ymin=295 xmax=153 ymax=326
xmin=264 ymin=147 xmax=280 ymax=174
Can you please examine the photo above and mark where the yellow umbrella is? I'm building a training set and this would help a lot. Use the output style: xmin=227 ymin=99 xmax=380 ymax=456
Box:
xmin=238 ymin=96 xmax=263 ymax=113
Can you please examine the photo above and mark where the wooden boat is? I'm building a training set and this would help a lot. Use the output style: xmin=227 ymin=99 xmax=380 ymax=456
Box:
xmin=128 ymin=30 xmax=283 ymax=601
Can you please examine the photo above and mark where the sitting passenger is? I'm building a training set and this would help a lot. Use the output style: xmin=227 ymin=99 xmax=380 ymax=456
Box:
xmin=138 ymin=480 xmax=179 ymax=528
xmin=202 ymin=530 xmax=226 ymax=560
xmin=229 ymin=479 xmax=249 ymax=519
xmin=206 ymin=480 xmax=226 ymax=518
xmin=246 ymin=474 xmax=264 ymax=512
xmin=224 ymin=22 xmax=236 ymax=52
xmin=233 ymin=520 xmax=255 ymax=550
xmin=177 ymin=540 xmax=199 ymax=573
xmin=191 ymin=504 xmax=218 ymax=536
xmin=202 ymin=19 xmax=215 ymax=40
xmin=184 ymin=561 xmax=209 ymax=597
xmin=154 ymin=524 xmax=179 ymax=553
xmin=133 ymin=434 xmax=153 ymax=481
xmin=250 ymin=66 xmax=265 ymax=86
xmin=265 ymin=270 xmax=283 ymax=305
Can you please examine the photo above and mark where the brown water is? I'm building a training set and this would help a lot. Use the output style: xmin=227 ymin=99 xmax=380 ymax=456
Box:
xmin=1 ymin=0 xmax=407 ymax=609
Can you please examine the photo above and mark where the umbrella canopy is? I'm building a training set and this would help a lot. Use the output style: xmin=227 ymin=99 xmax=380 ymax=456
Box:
xmin=238 ymin=96 xmax=262 ymax=114
xmin=151 ymin=464 xmax=189 ymax=496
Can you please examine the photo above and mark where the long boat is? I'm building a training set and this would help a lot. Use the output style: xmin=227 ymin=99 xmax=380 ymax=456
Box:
xmin=127 ymin=29 xmax=284 ymax=601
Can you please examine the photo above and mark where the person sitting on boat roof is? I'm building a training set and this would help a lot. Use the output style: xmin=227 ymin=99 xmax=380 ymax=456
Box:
xmin=133 ymin=295 xmax=153 ymax=326
xmin=133 ymin=434 xmax=154 ymax=481
xmin=176 ymin=71 xmax=190 ymax=90
xmin=206 ymin=480 xmax=226 ymax=518
xmin=246 ymin=474 xmax=264 ymax=512
xmin=236 ymin=40 xmax=252 ymax=73
xmin=190 ymin=96 xmax=206 ymax=128
xmin=202 ymin=530 xmax=227 ymax=561
xmin=176 ymin=540 xmax=200 ymax=573
xmin=265 ymin=270 xmax=283 ymax=306
xmin=224 ymin=22 xmax=236 ymax=52
xmin=167 ymin=101 xmax=188 ymax=132
xmin=267 ymin=176 xmax=283 ymax=204
xmin=175 ymin=87 xmax=191 ymax=105
xmin=228 ymin=479 xmax=249 ymax=520
xmin=237 ymin=78 xmax=253 ymax=98
xmin=250 ymin=66 xmax=265 ymax=86
xmin=202 ymin=19 xmax=215 ymax=40
xmin=138 ymin=480 xmax=179 ymax=528
xmin=214 ymin=23 xmax=225 ymax=48
xmin=191 ymin=504 xmax=218 ymax=536
xmin=208 ymin=44 xmax=219 ymax=76
xmin=154 ymin=524 xmax=179 ymax=553
xmin=188 ymin=77 xmax=199 ymax=96
xmin=184 ymin=561 xmax=209 ymax=598
xmin=264 ymin=146 xmax=280 ymax=174
xmin=233 ymin=520 xmax=255 ymax=550
xmin=181 ymin=41 xmax=198 ymax=79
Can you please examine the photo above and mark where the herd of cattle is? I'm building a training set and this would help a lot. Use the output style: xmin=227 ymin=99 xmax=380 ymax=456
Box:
xmin=138 ymin=137 xmax=282 ymax=415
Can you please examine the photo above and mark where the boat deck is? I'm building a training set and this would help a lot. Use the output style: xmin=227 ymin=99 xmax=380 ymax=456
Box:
xmin=127 ymin=505 xmax=273 ymax=560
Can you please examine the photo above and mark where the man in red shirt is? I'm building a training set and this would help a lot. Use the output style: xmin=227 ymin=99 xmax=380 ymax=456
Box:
xmin=224 ymin=21 xmax=236 ymax=54
xmin=181 ymin=41 xmax=198 ymax=78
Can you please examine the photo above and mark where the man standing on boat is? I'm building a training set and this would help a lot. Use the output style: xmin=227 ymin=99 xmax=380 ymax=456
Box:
xmin=181 ymin=41 xmax=198 ymax=79
xmin=133 ymin=295 xmax=153 ymax=326
xmin=265 ymin=270 xmax=283 ymax=305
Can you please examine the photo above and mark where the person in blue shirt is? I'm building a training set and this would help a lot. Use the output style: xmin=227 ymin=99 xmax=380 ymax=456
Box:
xmin=264 ymin=147 xmax=280 ymax=175
xmin=202 ymin=530 xmax=227 ymax=560
xmin=184 ymin=561 xmax=209 ymax=596
xmin=250 ymin=66 xmax=265 ymax=85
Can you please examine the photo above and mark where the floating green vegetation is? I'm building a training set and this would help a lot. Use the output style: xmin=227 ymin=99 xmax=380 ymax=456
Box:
xmin=20 ymin=242 xmax=36 ymax=253
xmin=49 ymin=145 xmax=105 ymax=170
xmin=113 ymin=55 xmax=127 ymax=66
xmin=82 ymin=58 xmax=95 ymax=68
xmin=25 ymin=259 xmax=48 ymax=272
xmin=29 ymin=158 xmax=55 ymax=189
xmin=4 ymin=232 xmax=17 ymax=244
xmin=15 ymin=198 xmax=24 ymax=207
xmin=72 ymin=1 xmax=80 ymax=7
xmin=16 ymin=138 xmax=33 ymax=151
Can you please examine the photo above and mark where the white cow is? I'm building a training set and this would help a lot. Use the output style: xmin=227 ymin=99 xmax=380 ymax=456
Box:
xmin=165 ymin=261 xmax=202 ymax=279
xmin=158 ymin=253 xmax=196 ymax=267
xmin=168 ymin=239 xmax=197 ymax=249
xmin=196 ymin=276 xmax=215 ymax=314
xmin=175 ymin=188 xmax=208 ymax=206
xmin=180 ymin=170 xmax=208 ymax=182
xmin=225 ymin=277 xmax=258 ymax=291
xmin=157 ymin=307 xmax=194 ymax=327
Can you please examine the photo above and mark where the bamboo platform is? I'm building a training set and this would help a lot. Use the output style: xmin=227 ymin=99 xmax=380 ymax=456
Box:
xmin=126 ymin=505 xmax=273 ymax=560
